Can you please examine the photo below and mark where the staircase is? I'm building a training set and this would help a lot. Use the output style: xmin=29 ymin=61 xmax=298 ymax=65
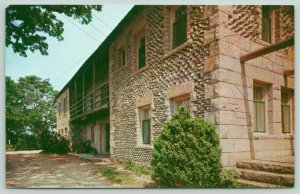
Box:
xmin=235 ymin=158 xmax=294 ymax=188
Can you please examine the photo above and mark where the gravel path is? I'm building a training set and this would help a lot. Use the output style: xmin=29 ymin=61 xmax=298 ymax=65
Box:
xmin=6 ymin=151 xmax=121 ymax=188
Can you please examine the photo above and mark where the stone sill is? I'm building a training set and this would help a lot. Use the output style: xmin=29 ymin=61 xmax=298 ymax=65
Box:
xmin=132 ymin=65 xmax=149 ymax=76
xmin=163 ymin=39 xmax=193 ymax=59
xmin=252 ymin=133 xmax=294 ymax=140
xmin=135 ymin=145 xmax=153 ymax=149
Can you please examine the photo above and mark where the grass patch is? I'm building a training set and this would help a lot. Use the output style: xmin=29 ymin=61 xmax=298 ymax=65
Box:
xmin=99 ymin=167 xmax=133 ymax=184
xmin=123 ymin=157 xmax=152 ymax=176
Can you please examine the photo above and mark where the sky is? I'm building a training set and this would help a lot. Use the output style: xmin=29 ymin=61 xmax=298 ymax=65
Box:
xmin=5 ymin=4 xmax=134 ymax=91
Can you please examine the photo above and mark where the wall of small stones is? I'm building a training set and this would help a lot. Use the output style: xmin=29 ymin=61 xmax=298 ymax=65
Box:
xmin=109 ymin=5 xmax=210 ymax=163
xmin=227 ymin=5 xmax=260 ymax=41
xmin=226 ymin=5 xmax=294 ymax=43
xmin=280 ymin=6 xmax=294 ymax=39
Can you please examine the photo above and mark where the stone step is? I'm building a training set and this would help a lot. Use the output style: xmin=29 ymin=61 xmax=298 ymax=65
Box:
xmin=236 ymin=160 xmax=294 ymax=174
xmin=236 ymin=168 xmax=294 ymax=187
xmin=236 ymin=179 xmax=285 ymax=188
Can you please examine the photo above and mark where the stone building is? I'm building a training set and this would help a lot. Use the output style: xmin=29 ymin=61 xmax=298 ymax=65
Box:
xmin=55 ymin=5 xmax=294 ymax=167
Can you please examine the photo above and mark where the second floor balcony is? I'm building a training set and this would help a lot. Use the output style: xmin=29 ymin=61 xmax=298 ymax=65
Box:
xmin=70 ymin=82 xmax=109 ymax=120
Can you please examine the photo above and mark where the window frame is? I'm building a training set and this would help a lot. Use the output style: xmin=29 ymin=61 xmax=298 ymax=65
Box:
xmin=139 ymin=106 xmax=151 ymax=145
xmin=170 ymin=94 xmax=191 ymax=116
xmin=137 ymin=34 xmax=146 ymax=69
xmin=63 ymin=98 xmax=67 ymax=114
xmin=172 ymin=6 xmax=187 ymax=49
xmin=58 ymin=102 xmax=61 ymax=116
xmin=281 ymin=90 xmax=291 ymax=134
xmin=253 ymin=85 xmax=267 ymax=133
xmin=261 ymin=5 xmax=277 ymax=43
xmin=118 ymin=46 xmax=126 ymax=67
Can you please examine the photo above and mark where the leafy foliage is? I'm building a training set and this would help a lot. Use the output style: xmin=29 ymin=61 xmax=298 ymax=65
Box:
xmin=6 ymin=77 xmax=23 ymax=146
xmin=151 ymin=108 xmax=222 ymax=188
xmin=73 ymin=140 xmax=98 ymax=155
xmin=219 ymin=169 xmax=239 ymax=188
xmin=6 ymin=75 xmax=58 ymax=150
xmin=6 ymin=144 xmax=15 ymax=152
xmin=6 ymin=5 xmax=102 ymax=57
xmin=40 ymin=130 xmax=70 ymax=154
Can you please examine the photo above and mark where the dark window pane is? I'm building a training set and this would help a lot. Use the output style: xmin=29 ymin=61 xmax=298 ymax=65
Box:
xmin=282 ymin=105 xmax=291 ymax=133
xmin=262 ymin=6 xmax=272 ymax=43
xmin=142 ymin=119 xmax=151 ymax=144
xmin=173 ymin=6 xmax=187 ymax=48
xmin=254 ymin=86 xmax=264 ymax=101
xmin=138 ymin=37 xmax=146 ymax=68
xmin=256 ymin=102 xmax=265 ymax=132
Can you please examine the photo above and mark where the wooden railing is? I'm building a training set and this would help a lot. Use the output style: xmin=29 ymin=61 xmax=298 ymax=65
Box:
xmin=69 ymin=82 xmax=109 ymax=119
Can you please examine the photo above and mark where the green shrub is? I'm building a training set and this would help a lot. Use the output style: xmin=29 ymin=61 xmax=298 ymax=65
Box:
xmin=219 ymin=169 xmax=238 ymax=188
xmin=54 ymin=135 xmax=70 ymax=154
xmin=6 ymin=144 xmax=15 ymax=152
xmin=75 ymin=140 xmax=98 ymax=154
xmin=15 ymin=135 xmax=38 ymax=150
xmin=151 ymin=108 xmax=222 ymax=188
xmin=40 ymin=130 xmax=70 ymax=154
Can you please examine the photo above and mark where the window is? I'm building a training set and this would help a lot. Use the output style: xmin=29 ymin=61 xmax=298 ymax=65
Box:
xmin=138 ymin=36 xmax=146 ymax=68
xmin=58 ymin=102 xmax=61 ymax=116
xmin=253 ymin=86 xmax=266 ymax=132
xmin=262 ymin=6 xmax=276 ymax=43
xmin=171 ymin=95 xmax=191 ymax=116
xmin=281 ymin=91 xmax=291 ymax=133
xmin=65 ymin=128 xmax=68 ymax=137
xmin=139 ymin=107 xmax=151 ymax=144
xmin=91 ymin=126 xmax=94 ymax=143
xmin=173 ymin=6 xmax=187 ymax=48
xmin=118 ymin=47 xmax=126 ymax=66
xmin=63 ymin=98 xmax=67 ymax=113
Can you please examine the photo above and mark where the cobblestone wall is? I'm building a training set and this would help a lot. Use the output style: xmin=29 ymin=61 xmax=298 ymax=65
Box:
xmin=110 ymin=5 xmax=210 ymax=163
xmin=226 ymin=5 xmax=294 ymax=42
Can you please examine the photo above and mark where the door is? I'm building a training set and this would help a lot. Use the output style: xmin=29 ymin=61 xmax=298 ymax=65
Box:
xmin=105 ymin=123 xmax=110 ymax=153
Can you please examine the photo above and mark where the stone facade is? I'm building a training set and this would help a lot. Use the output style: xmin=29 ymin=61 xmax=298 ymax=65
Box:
xmin=203 ymin=5 xmax=294 ymax=166
xmin=109 ymin=6 xmax=210 ymax=163
xmin=56 ymin=88 xmax=70 ymax=139
xmin=56 ymin=5 xmax=294 ymax=167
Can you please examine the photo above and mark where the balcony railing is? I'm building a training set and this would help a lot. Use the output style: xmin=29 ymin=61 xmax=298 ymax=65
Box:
xmin=69 ymin=82 xmax=109 ymax=119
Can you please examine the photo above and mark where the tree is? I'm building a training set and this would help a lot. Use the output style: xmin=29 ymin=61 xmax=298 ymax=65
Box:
xmin=6 ymin=77 xmax=23 ymax=146
xmin=6 ymin=5 xmax=102 ymax=57
xmin=151 ymin=108 xmax=222 ymax=188
xmin=6 ymin=75 xmax=58 ymax=150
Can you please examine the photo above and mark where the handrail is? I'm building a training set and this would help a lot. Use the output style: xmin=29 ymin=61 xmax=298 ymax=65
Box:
xmin=69 ymin=82 xmax=108 ymax=109
xmin=69 ymin=82 xmax=109 ymax=118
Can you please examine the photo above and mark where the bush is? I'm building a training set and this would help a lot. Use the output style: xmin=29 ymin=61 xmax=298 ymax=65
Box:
xmin=15 ymin=134 xmax=38 ymax=150
xmin=75 ymin=140 xmax=98 ymax=154
xmin=54 ymin=135 xmax=70 ymax=154
xmin=219 ymin=169 xmax=238 ymax=188
xmin=40 ymin=130 xmax=70 ymax=154
xmin=151 ymin=108 xmax=222 ymax=188
xmin=6 ymin=144 xmax=15 ymax=152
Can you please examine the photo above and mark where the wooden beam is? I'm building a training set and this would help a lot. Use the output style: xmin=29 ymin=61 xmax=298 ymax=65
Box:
xmin=284 ymin=70 xmax=294 ymax=76
xmin=240 ymin=36 xmax=294 ymax=62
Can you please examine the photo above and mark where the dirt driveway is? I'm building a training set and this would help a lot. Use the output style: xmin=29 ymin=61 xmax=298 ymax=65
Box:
xmin=6 ymin=151 xmax=124 ymax=188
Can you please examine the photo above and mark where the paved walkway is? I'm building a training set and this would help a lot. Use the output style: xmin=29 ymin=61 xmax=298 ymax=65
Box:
xmin=6 ymin=151 xmax=122 ymax=188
